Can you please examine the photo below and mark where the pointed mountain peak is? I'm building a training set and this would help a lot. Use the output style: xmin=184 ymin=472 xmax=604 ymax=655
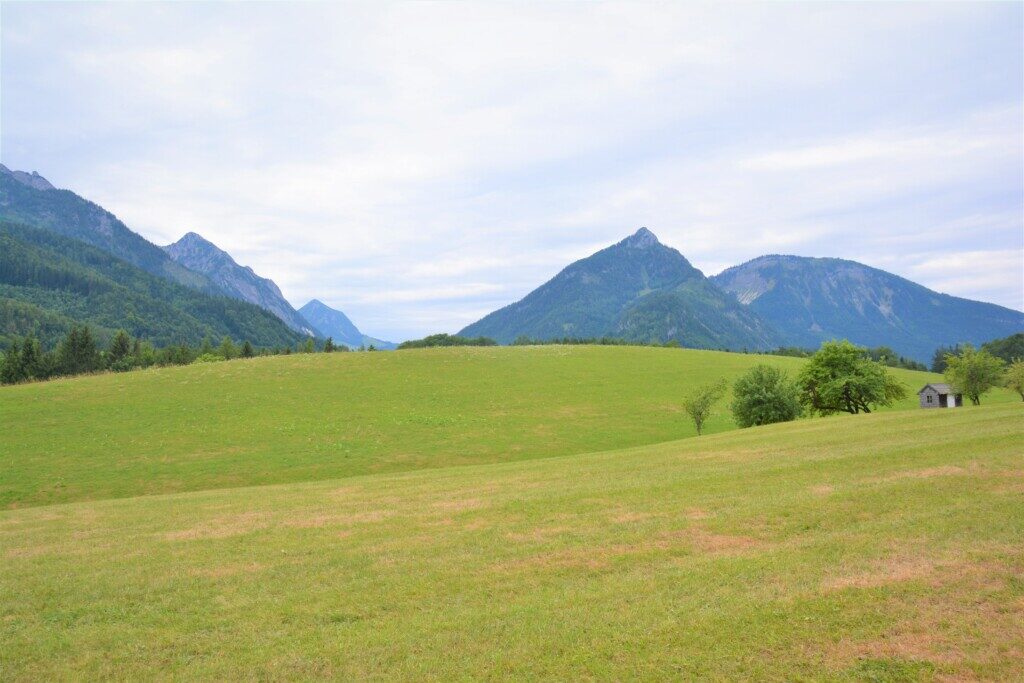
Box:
xmin=620 ymin=226 xmax=660 ymax=249
xmin=171 ymin=231 xmax=219 ymax=250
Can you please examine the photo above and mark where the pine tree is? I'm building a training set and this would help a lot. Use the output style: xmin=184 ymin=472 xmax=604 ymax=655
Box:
xmin=241 ymin=340 xmax=254 ymax=358
xmin=1 ymin=339 xmax=25 ymax=384
xmin=324 ymin=337 xmax=335 ymax=353
xmin=108 ymin=330 xmax=132 ymax=366
xmin=19 ymin=335 xmax=43 ymax=380
xmin=57 ymin=325 xmax=99 ymax=376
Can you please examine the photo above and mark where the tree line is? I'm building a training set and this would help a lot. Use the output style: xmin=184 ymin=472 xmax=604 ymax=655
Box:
xmin=680 ymin=339 xmax=1024 ymax=436
xmin=0 ymin=326 xmax=359 ymax=385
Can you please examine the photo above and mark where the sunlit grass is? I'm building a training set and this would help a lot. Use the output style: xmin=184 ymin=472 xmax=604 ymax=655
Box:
xmin=1 ymin=403 xmax=1020 ymax=679
xmin=2 ymin=345 xmax=984 ymax=509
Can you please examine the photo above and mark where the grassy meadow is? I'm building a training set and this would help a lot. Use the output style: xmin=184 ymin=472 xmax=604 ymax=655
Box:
xmin=0 ymin=345 xmax=969 ymax=509
xmin=2 ymin=400 xmax=1021 ymax=680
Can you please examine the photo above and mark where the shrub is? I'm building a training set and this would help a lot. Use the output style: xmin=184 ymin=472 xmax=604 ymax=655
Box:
xmin=731 ymin=365 xmax=802 ymax=427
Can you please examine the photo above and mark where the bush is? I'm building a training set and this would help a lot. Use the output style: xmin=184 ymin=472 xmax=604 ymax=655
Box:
xmin=731 ymin=365 xmax=802 ymax=427
xmin=192 ymin=353 xmax=225 ymax=364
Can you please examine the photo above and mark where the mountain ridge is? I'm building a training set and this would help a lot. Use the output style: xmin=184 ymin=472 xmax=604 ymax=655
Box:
xmin=712 ymin=254 xmax=1024 ymax=361
xmin=0 ymin=167 xmax=215 ymax=293
xmin=460 ymin=227 xmax=781 ymax=349
xmin=298 ymin=299 xmax=396 ymax=349
xmin=164 ymin=232 xmax=316 ymax=336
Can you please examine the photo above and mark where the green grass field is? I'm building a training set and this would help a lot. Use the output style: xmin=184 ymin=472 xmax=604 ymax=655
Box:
xmin=2 ymin=347 xmax=1021 ymax=680
xmin=0 ymin=346 xmax=972 ymax=509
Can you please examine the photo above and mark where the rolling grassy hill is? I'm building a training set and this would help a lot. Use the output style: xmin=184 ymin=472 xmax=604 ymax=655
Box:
xmin=0 ymin=345 xmax=969 ymax=509
xmin=2 ymin=402 xmax=1020 ymax=679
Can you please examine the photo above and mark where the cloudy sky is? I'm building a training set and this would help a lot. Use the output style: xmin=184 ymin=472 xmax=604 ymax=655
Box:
xmin=2 ymin=2 xmax=1021 ymax=341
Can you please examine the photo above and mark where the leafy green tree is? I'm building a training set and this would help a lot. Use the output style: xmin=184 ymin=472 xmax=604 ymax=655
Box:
xmin=240 ymin=340 xmax=255 ymax=358
xmin=397 ymin=333 xmax=497 ymax=349
xmin=930 ymin=344 xmax=961 ymax=373
xmin=682 ymin=379 xmax=727 ymax=436
xmin=982 ymin=333 xmax=1024 ymax=364
xmin=301 ymin=338 xmax=315 ymax=354
xmin=219 ymin=336 xmax=238 ymax=360
xmin=731 ymin=365 xmax=802 ymax=427
xmin=797 ymin=340 xmax=907 ymax=415
xmin=199 ymin=336 xmax=214 ymax=356
xmin=944 ymin=345 xmax=1005 ymax=405
xmin=1005 ymin=359 xmax=1024 ymax=402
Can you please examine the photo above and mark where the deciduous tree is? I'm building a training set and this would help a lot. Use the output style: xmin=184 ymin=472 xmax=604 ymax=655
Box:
xmin=797 ymin=340 xmax=906 ymax=415
xmin=1005 ymin=359 xmax=1024 ymax=402
xmin=944 ymin=345 xmax=1006 ymax=405
xmin=682 ymin=379 xmax=727 ymax=436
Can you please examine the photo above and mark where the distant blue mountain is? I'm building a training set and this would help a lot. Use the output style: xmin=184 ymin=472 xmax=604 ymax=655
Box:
xmin=299 ymin=299 xmax=395 ymax=350
xmin=712 ymin=255 xmax=1024 ymax=361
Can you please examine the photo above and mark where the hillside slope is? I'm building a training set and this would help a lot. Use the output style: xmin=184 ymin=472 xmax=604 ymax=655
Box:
xmin=0 ymin=220 xmax=303 ymax=348
xmin=2 ymin=403 xmax=1020 ymax=679
xmin=461 ymin=228 xmax=780 ymax=349
xmin=164 ymin=232 xmax=316 ymax=336
xmin=0 ymin=345 xmax=964 ymax=508
xmin=713 ymin=255 xmax=1024 ymax=361
xmin=0 ymin=166 xmax=214 ymax=293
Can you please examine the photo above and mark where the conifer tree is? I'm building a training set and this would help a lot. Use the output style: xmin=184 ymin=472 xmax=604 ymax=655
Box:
xmin=1 ymin=339 xmax=25 ymax=384
xmin=108 ymin=330 xmax=132 ymax=365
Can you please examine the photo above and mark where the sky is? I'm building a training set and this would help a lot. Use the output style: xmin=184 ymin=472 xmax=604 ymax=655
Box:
xmin=1 ymin=1 xmax=1021 ymax=342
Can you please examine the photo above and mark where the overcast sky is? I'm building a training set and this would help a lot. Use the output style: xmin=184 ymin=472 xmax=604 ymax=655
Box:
xmin=2 ymin=2 xmax=1021 ymax=341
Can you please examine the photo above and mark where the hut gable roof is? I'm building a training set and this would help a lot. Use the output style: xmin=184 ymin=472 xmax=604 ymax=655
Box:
xmin=918 ymin=383 xmax=954 ymax=395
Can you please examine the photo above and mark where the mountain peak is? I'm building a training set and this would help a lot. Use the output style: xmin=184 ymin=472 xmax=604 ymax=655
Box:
xmin=0 ymin=164 xmax=55 ymax=191
xmin=171 ymin=231 xmax=219 ymax=251
xmin=620 ymin=227 xmax=659 ymax=249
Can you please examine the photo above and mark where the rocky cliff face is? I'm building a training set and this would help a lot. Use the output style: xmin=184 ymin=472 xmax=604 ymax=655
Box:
xmin=164 ymin=232 xmax=316 ymax=336
xmin=0 ymin=164 xmax=55 ymax=191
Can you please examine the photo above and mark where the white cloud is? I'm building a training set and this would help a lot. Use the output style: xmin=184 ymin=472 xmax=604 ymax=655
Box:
xmin=1 ymin=1 xmax=1021 ymax=340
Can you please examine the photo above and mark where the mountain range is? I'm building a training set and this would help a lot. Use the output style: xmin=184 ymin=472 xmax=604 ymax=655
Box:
xmin=1 ymin=164 xmax=1020 ymax=359
xmin=163 ymin=232 xmax=316 ymax=336
xmin=460 ymin=228 xmax=780 ymax=350
xmin=0 ymin=166 xmax=381 ymax=348
xmin=461 ymin=228 xmax=1023 ymax=361
xmin=712 ymin=255 xmax=1024 ymax=361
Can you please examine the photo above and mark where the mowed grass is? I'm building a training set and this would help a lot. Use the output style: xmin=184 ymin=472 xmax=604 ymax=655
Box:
xmin=0 ymin=345 xmax=973 ymax=508
xmin=1 ymin=403 xmax=1021 ymax=680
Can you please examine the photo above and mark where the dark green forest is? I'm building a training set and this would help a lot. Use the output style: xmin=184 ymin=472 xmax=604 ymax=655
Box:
xmin=0 ymin=220 xmax=303 ymax=349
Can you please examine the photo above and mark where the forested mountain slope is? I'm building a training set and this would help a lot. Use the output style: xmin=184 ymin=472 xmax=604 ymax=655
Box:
xmin=164 ymin=232 xmax=315 ymax=335
xmin=0 ymin=166 xmax=214 ymax=293
xmin=713 ymin=255 xmax=1024 ymax=361
xmin=0 ymin=220 xmax=302 ymax=348
xmin=460 ymin=228 xmax=780 ymax=350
